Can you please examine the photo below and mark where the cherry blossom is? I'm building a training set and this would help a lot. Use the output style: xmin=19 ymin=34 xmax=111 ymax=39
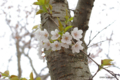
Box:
xmin=51 ymin=41 xmax=61 ymax=51
xmin=43 ymin=40 xmax=51 ymax=50
xmin=71 ymin=27 xmax=83 ymax=40
xmin=51 ymin=29 xmax=60 ymax=40
xmin=61 ymin=32 xmax=72 ymax=45
xmin=37 ymin=41 xmax=44 ymax=59
xmin=34 ymin=27 xmax=84 ymax=54
xmin=34 ymin=28 xmax=49 ymax=41
xmin=72 ymin=40 xmax=83 ymax=53
xmin=40 ymin=29 xmax=49 ymax=41
xmin=34 ymin=28 xmax=42 ymax=40
xmin=61 ymin=43 xmax=69 ymax=48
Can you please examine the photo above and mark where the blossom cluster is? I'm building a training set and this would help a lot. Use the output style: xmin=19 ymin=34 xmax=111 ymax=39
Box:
xmin=35 ymin=27 xmax=84 ymax=55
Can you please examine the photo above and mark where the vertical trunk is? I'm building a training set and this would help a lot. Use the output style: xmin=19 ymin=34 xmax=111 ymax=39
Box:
xmin=46 ymin=49 xmax=91 ymax=80
xmin=40 ymin=0 xmax=94 ymax=80
xmin=16 ymin=40 xmax=22 ymax=78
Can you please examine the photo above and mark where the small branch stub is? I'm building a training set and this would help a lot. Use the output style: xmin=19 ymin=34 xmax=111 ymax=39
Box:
xmin=54 ymin=0 xmax=65 ymax=2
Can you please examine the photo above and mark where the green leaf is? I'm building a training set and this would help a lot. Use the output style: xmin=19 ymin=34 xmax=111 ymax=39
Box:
xmin=10 ymin=75 xmax=18 ymax=79
xmin=42 ymin=6 xmax=48 ymax=12
xmin=33 ymin=2 xmax=40 ymax=5
xmin=10 ymin=77 xmax=19 ymax=80
xmin=68 ymin=17 xmax=74 ymax=22
xmin=39 ymin=0 xmax=45 ymax=5
xmin=36 ymin=77 xmax=41 ymax=80
xmin=4 ymin=70 xmax=9 ymax=75
xmin=45 ymin=0 xmax=50 ymax=4
xmin=21 ymin=78 xmax=27 ymax=80
xmin=57 ymin=18 xmax=64 ymax=31
xmin=65 ymin=9 xmax=69 ymax=20
xmin=98 ymin=65 xmax=103 ymax=71
xmin=45 ymin=0 xmax=50 ymax=7
xmin=2 ymin=70 xmax=9 ymax=77
xmin=49 ymin=5 xmax=52 ymax=10
xmin=2 ymin=73 xmax=8 ymax=77
xmin=32 ymin=25 xmax=38 ymax=30
xmin=65 ymin=26 xmax=73 ymax=32
xmin=101 ymin=59 xmax=113 ymax=66
xmin=29 ymin=72 xmax=34 ymax=80
xmin=98 ymin=59 xmax=113 ymax=71
xmin=58 ymin=31 xmax=64 ymax=36
xmin=36 ymin=9 xmax=44 ymax=15
xmin=65 ymin=17 xmax=74 ymax=24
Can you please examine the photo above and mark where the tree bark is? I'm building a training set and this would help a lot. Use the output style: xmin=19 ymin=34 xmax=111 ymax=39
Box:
xmin=73 ymin=0 xmax=95 ymax=41
xmin=40 ymin=0 xmax=95 ymax=80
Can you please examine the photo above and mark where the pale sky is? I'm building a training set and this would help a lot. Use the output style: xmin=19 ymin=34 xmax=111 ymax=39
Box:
xmin=0 ymin=0 xmax=120 ymax=80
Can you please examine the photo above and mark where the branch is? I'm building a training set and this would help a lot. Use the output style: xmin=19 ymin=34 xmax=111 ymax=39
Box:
xmin=105 ymin=53 xmax=120 ymax=70
xmin=88 ymin=40 xmax=108 ymax=48
xmin=39 ymin=67 xmax=48 ymax=75
xmin=16 ymin=40 xmax=22 ymax=78
xmin=88 ymin=30 xmax=92 ymax=45
xmin=23 ymin=53 xmax=39 ymax=77
xmin=81 ymin=50 xmax=119 ymax=80
xmin=40 ymin=73 xmax=49 ymax=80
xmin=21 ymin=35 xmax=38 ymax=77
xmin=72 ymin=0 xmax=95 ymax=41
xmin=87 ymin=20 xmax=116 ymax=46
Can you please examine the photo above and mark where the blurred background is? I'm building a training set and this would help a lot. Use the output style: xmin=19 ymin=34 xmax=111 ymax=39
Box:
xmin=0 ymin=0 xmax=120 ymax=80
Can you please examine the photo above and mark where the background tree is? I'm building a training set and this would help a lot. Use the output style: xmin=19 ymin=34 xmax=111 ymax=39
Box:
xmin=0 ymin=0 xmax=120 ymax=80
xmin=0 ymin=0 xmax=49 ymax=79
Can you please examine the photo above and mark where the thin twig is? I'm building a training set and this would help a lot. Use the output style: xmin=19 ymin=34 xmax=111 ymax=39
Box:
xmin=87 ymin=20 xmax=116 ymax=46
xmin=105 ymin=53 xmax=120 ymax=70
xmin=26 ymin=34 xmax=33 ymax=55
xmin=81 ymin=50 xmax=119 ymax=80
xmin=88 ymin=30 xmax=92 ymax=45
xmin=91 ymin=69 xmax=99 ymax=79
xmin=107 ymin=31 xmax=113 ymax=56
xmin=49 ymin=17 xmax=59 ymax=27
xmin=88 ymin=40 xmax=108 ymax=48
xmin=104 ymin=32 xmax=120 ymax=69
xmin=39 ymin=66 xmax=47 ymax=75
xmin=23 ymin=53 xmax=39 ymax=77
xmin=41 ymin=73 xmax=49 ymax=80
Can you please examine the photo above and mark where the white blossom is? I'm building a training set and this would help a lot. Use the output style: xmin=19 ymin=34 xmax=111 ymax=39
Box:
xmin=37 ymin=41 xmax=44 ymax=59
xmin=34 ymin=29 xmax=49 ymax=41
xmin=34 ymin=28 xmax=42 ymax=40
xmin=51 ymin=41 xmax=61 ymax=51
xmin=51 ymin=29 xmax=60 ymax=40
xmin=40 ymin=29 xmax=49 ymax=41
xmin=72 ymin=40 xmax=83 ymax=53
xmin=71 ymin=27 xmax=83 ymax=40
xmin=61 ymin=43 xmax=69 ymax=48
xmin=61 ymin=32 xmax=72 ymax=45
xmin=43 ymin=40 xmax=51 ymax=50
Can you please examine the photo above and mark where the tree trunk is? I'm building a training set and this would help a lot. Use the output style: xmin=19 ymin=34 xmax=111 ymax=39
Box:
xmin=16 ymin=40 xmax=22 ymax=78
xmin=41 ymin=0 xmax=95 ymax=80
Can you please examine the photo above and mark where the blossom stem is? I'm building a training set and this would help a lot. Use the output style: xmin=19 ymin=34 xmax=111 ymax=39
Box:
xmin=49 ymin=17 xmax=59 ymax=27
xmin=72 ymin=40 xmax=75 ymax=44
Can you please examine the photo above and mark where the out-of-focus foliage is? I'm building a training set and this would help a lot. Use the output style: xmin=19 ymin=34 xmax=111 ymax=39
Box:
xmin=0 ymin=71 xmax=41 ymax=80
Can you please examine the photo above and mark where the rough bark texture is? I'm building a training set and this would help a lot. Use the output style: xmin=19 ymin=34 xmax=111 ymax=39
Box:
xmin=40 ymin=0 xmax=95 ymax=80
xmin=73 ymin=0 xmax=95 ymax=41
